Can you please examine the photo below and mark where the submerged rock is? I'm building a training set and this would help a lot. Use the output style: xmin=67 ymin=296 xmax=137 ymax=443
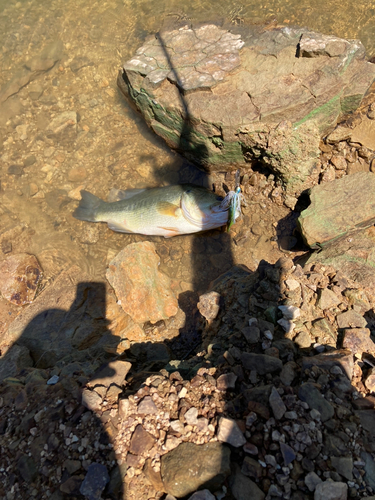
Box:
xmin=0 ymin=253 xmax=42 ymax=306
xmin=106 ymin=241 xmax=179 ymax=324
xmin=118 ymin=24 xmax=375 ymax=193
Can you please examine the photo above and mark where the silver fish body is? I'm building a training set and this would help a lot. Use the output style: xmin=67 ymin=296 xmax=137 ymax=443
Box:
xmin=73 ymin=184 xmax=233 ymax=238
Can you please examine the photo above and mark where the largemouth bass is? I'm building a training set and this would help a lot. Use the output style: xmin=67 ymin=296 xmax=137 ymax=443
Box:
xmin=73 ymin=184 xmax=239 ymax=238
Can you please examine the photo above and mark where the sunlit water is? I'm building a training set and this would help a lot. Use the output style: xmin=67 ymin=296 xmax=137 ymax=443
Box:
xmin=0 ymin=0 xmax=374 ymax=293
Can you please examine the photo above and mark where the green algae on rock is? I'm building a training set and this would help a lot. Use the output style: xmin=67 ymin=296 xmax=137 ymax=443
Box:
xmin=118 ymin=24 xmax=375 ymax=193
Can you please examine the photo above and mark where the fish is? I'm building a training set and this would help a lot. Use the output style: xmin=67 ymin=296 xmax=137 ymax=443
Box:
xmin=73 ymin=184 xmax=240 ymax=238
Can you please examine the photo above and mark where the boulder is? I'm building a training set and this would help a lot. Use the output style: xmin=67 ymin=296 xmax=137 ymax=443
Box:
xmin=161 ymin=442 xmax=231 ymax=497
xmin=298 ymin=172 xmax=375 ymax=248
xmin=106 ymin=241 xmax=179 ymax=324
xmin=118 ymin=24 xmax=375 ymax=193
xmin=304 ymin=225 xmax=375 ymax=288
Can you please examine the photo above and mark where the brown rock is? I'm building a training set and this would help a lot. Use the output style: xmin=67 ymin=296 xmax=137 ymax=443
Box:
xmin=106 ymin=242 xmax=178 ymax=324
xmin=343 ymin=328 xmax=375 ymax=357
xmin=336 ymin=309 xmax=367 ymax=328
xmin=317 ymin=288 xmax=341 ymax=309
xmin=129 ymin=424 xmax=156 ymax=455
xmin=302 ymin=350 xmax=354 ymax=379
xmin=144 ymin=458 xmax=165 ymax=492
xmin=365 ymin=368 xmax=375 ymax=392
xmin=161 ymin=442 xmax=231 ymax=498
xmin=0 ymin=253 xmax=42 ymax=305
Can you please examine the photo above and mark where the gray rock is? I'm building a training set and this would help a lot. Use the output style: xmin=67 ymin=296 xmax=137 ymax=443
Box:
xmin=269 ymin=386 xmax=286 ymax=420
xmin=298 ymin=172 xmax=375 ymax=248
xmin=342 ymin=328 xmax=375 ymax=357
xmin=330 ymin=457 xmax=353 ymax=481
xmin=119 ymin=25 xmax=375 ymax=193
xmin=361 ymin=451 xmax=375 ymax=491
xmin=294 ymin=330 xmax=312 ymax=348
xmin=229 ymin=464 xmax=265 ymax=500
xmin=279 ymin=361 xmax=297 ymax=386
xmin=298 ymin=383 xmax=334 ymax=422
xmin=217 ymin=417 xmax=246 ymax=447
xmin=0 ymin=344 xmax=33 ymax=383
xmin=188 ymin=490 xmax=216 ymax=500
xmin=137 ymin=396 xmax=158 ymax=415
xmin=305 ymin=471 xmax=322 ymax=491
xmin=241 ymin=352 xmax=283 ymax=375
xmin=314 ymin=480 xmax=347 ymax=500
xmin=336 ymin=309 xmax=367 ymax=329
xmin=161 ymin=442 xmax=231 ymax=498
xmin=241 ymin=457 xmax=263 ymax=479
xmin=317 ymin=289 xmax=341 ymax=310
xmin=184 ymin=407 xmax=199 ymax=425
xmin=242 ymin=325 xmax=260 ymax=344
xmin=79 ymin=463 xmax=109 ymax=500
xmin=17 ymin=455 xmax=37 ymax=483
xmin=280 ymin=442 xmax=296 ymax=465
xmin=302 ymin=350 xmax=354 ymax=379
xmin=81 ymin=389 xmax=102 ymax=412
xmin=3 ymin=266 xmax=125 ymax=368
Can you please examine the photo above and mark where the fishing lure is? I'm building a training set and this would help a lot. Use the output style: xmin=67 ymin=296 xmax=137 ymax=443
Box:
xmin=215 ymin=170 xmax=243 ymax=232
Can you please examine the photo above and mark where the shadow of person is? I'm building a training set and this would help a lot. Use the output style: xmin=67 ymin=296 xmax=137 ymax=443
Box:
xmin=0 ymin=279 xmax=125 ymax=500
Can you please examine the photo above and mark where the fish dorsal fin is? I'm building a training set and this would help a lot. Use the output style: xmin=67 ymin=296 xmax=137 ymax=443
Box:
xmin=107 ymin=188 xmax=146 ymax=203
xmin=156 ymin=201 xmax=181 ymax=218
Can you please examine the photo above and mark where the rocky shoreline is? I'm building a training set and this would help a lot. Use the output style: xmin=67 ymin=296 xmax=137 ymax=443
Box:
xmin=2 ymin=20 xmax=375 ymax=500
xmin=2 ymin=251 xmax=375 ymax=500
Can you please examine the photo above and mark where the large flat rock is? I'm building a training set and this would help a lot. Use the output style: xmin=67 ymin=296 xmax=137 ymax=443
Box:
xmin=106 ymin=241 xmax=179 ymax=324
xmin=298 ymin=172 xmax=375 ymax=248
xmin=118 ymin=24 xmax=375 ymax=193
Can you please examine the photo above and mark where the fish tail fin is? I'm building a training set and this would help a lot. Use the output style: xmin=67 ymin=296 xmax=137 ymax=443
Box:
xmin=73 ymin=190 xmax=105 ymax=222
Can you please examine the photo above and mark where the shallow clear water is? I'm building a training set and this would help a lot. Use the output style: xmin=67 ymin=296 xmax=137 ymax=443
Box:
xmin=0 ymin=0 xmax=374 ymax=292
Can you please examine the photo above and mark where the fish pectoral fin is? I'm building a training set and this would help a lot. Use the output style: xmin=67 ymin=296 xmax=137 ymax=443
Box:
xmin=107 ymin=221 xmax=133 ymax=233
xmin=156 ymin=202 xmax=181 ymax=218
xmin=107 ymin=188 xmax=146 ymax=202
xmin=158 ymin=227 xmax=181 ymax=238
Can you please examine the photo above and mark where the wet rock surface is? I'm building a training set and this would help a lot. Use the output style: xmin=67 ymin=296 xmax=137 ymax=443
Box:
xmin=119 ymin=24 xmax=375 ymax=192
xmin=0 ymin=253 xmax=42 ymax=306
